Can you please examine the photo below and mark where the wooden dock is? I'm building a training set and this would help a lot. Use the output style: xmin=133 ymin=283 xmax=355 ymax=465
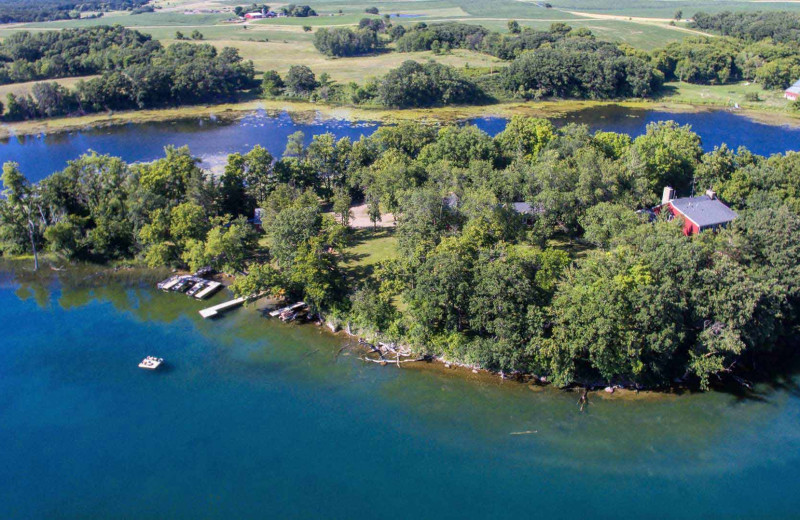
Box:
xmin=194 ymin=281 xmax=222 ymax=300
xmin=199 ymin=297 xmax=246 ymax=319
xmin=269 ymin=302 xmax=306 ymax=317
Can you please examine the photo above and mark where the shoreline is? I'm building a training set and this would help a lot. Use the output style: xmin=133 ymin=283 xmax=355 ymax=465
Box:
xmin=0 ymin=259 xmax=762 ymax=399
xmin=2 ymin=97 xmax=800 ymax=140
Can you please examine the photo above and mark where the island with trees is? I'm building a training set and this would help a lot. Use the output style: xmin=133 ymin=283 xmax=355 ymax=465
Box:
xmin=2 ymin=117 xmax=798 ymax=391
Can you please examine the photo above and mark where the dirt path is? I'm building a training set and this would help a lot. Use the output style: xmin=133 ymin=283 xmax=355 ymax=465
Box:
xmin=558 ymin=10 xmax=716 ymax=37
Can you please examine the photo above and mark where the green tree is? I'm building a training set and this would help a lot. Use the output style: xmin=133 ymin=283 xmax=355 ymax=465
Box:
xmin=580 ymin=202 xmax=642 ymax=249
xmin=332 ymin=187 xmax=352 ymax=226
xmin=261 ymin=70 xmax=284 ymax=96
xmin=232 ymin=262 xmax=286 ymax=300
xmin=507 ymin=20 xmax=521 ymax=34
xmin=0 ymin=162 xmax=42 ymax=269
xmin=285 ymin=65 xmax=317 ymax=95
xmin=495 ymin=116 xmax=554 ymax=162
xmin=629 ymin=121 xmax=703 ymax=197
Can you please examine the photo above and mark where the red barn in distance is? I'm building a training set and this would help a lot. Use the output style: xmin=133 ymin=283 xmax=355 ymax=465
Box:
xmin=785 ymin=79 xmax=800 ymax=101
xmin=652 ymin=186 xmax=738 ymax=235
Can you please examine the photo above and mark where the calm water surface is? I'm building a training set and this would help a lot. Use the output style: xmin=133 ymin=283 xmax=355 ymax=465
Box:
xmin=3 ymin=106 xmax=800 ymax=182
xmin=1 ymin=271 xmax=800 ymax=519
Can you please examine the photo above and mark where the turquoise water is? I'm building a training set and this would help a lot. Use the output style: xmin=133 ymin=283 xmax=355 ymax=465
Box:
xmin=3 ymin=107 xmax=800 ymax=182
xmin=2 ymin=271 xmax=800 ymax=519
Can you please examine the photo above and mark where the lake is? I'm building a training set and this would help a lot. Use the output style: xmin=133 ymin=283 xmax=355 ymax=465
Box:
xmin=1 ymin=269 xmax=800 ymax=519
xmin=2 ymin=106 xmax=800 ymax=182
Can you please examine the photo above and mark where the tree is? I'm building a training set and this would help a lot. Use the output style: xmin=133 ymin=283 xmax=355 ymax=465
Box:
xmin=232 ymin=262 xmax=286 ymax=300
xmin=269 ymin=205 xmax=320 ymax=266
xmin=580 ymin=202 xmax=642 ymax=249
xmin=243 ymin=145 xmax=277 ymax=203
xmin=495 ymin=116 xmax=554 ymax=162
xmin=378 ymin=60 xmax=483 ymax=108
xmin=290 ymin=235 xmax=342 ymax=312
xmin=175 ymin=30 xmax=186 ymax=40
xmin=190 ymin=30 xmax=204 ymax=40
xmin=629 ymin=121 xmax=703 ymax=198
xmin=261 ymin=70 xmax=284 ymax=96
xmin=332 ymin=187 xmax=352 ymax=226
xmin=508 ymin=20 xmax=521 ymax=34
xmin=0 ymin=162 xmax=42 ymax=269
xmin=285 ymin=65 xmax=317 ymax=95
xmin=674 ymin=10 xmax=682 ymax=21
xmin=365 ymin=6 xmax=379 ymax=14
xmin=367 ymin=191 xmax=381 ymax=229
xmin=197 ymin=217 xmax=258 ymax=273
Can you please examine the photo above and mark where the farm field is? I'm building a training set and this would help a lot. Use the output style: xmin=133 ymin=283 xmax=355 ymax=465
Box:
xmin=5 ymin=0 xmax=794 ymax=53
xmin=0 ymin=0 xmax=797 ymax=122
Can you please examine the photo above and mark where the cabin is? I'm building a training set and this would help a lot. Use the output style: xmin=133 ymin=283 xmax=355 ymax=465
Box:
xmin=655 ymin=186 xmax=738 ymax=235
xmin=785 ymin=79 xmax=800 ymax=101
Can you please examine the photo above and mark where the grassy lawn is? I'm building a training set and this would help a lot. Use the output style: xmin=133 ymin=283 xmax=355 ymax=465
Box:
xmin=547 ymin=235 xmax=594 ymax=260
xmin=342 ymin=227 xmax=398 ymax=280
xmin=208 ymin=38 xmax=504 ymax=82
xmin=658 ymin=81 xmax=793 ymax=112
xmin=0 ymin=75 xmax=98 ymax=99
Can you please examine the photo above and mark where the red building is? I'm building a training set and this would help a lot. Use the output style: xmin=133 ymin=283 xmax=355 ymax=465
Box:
xmin=785 ymin=79 xmax=800 ymax=101
xmin=654 ymin=187 xmax=738 ymax=235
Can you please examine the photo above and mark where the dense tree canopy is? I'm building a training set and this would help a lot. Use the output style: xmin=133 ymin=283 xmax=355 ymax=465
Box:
xmin=313 ymin=27 xmax=383 ymax=57
xmin=692 ymin=11 xmax=800 ymax=44
xmin=378 ymin=60 xmax=484 ymax=107
xmin=3 ymin=116 xmax=799 ymax=390
xmin=0 ymin=0 xmax=148 ymax=23
xmin=2 ymin=37 xmax=256 ymax=120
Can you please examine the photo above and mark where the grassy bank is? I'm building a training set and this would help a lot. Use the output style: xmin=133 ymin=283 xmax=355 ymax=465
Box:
xmin=2 ymin=90 xmax=799 ymax=141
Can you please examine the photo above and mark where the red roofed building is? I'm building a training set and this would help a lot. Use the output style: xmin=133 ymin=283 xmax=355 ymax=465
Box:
xmin=654 ymin=187 xmax=738 ymax=236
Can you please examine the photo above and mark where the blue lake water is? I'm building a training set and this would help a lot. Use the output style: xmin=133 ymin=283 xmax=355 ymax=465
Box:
xmin=1 ymin=269 xmax=800 ymax=519
xmin=2 ymin=106 xmax=800 ymax=182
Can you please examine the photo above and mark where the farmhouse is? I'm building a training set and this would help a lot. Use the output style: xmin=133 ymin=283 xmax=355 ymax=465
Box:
xmin=785 ymin=79 xmax=800 ymax=101
xmin=655 ymin=186 xmax=738 ymax=235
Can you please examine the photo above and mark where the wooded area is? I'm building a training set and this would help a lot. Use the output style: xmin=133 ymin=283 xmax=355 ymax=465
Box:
xmin=2 ymin=118 xmax=798 ymax=389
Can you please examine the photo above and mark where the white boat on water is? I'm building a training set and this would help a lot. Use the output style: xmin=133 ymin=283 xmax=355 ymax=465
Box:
xmin=138 ymin=356 xmax=164 ymax=370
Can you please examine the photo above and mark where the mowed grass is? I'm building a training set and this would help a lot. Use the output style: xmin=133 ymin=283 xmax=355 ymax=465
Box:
xmin=0 ymin=75 xmax=98 ymax=99
xmin=659 ymin=81 xmax=793 ymax=111
xmin=207 ymin=38 xmax=504 ymax=82
xmin=342 ymin=228 xmax=398 ymax=279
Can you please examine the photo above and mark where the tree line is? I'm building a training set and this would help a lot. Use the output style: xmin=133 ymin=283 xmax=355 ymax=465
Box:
xmin=692 ymin=11 xmax=800 ymax=44
xmin=1 ymin=41 xmax=256 ymax=121
xmin=0 ymin=0 xmax=149 ymax=23
xmin=2 ymin=117 xmax=799 ymax=389
xmin=0 ymin=26 xmax=157 ymax=85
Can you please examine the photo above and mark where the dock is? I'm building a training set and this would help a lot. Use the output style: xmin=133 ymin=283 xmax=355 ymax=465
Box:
xmin=269 ymin=302 xmax=306 ymax=317
xmin=194 ymin=281 xmax=222 ymax=300
xmin=199 ymin=296 xmax=246 ymax=319
xmin=158 ymin=277 xmax=181 ymax=291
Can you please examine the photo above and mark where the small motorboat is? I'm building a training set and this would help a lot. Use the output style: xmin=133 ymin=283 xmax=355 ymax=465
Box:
xmin=138 ymin=356 xmax=164 ymax=370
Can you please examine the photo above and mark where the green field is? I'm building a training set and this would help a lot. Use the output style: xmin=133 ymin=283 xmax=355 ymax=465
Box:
xmin=342 ymin=228 xmax=398 ymax=280
xmin=0 ymin=0 xmax=760 ymax=54
xmin=0 ymin=0 xmax=798 ymax=120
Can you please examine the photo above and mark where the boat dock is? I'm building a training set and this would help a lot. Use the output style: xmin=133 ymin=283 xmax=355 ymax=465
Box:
xmin=199 ymin=297 xmax=246 ymax=319
xmin=269 ymin=302 xmax=306 ymax=317
xmin=194 ymin=281 xmax=222 ymax=300
xmin=156 ymin=268 xmax=222 ymax=301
